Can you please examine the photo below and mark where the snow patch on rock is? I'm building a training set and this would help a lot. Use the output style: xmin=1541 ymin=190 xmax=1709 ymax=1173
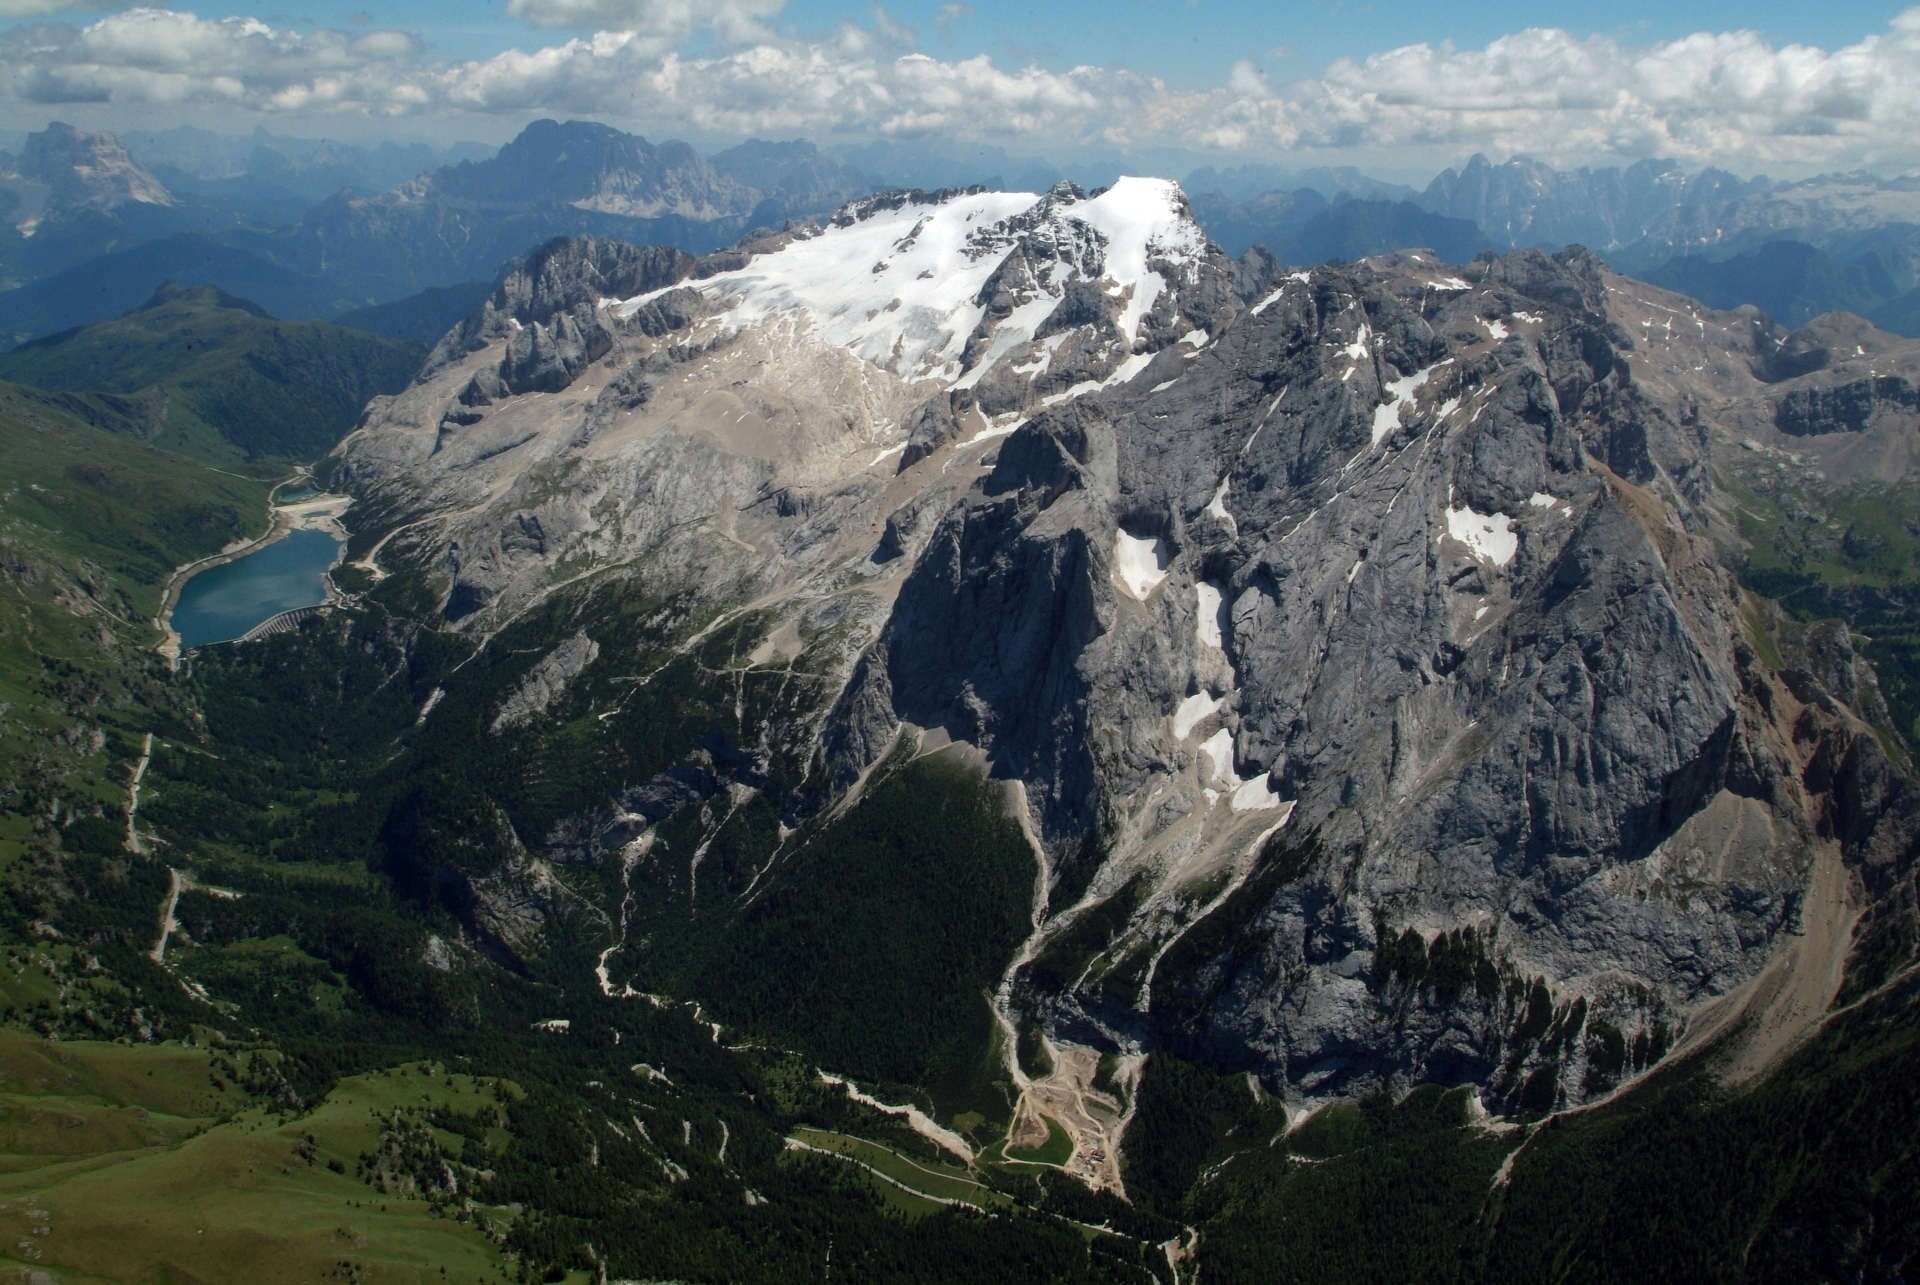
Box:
xmin=1445 ymin=504 xmax=1518 ymax=567
xmin=1115 ymin=529 xmax=1171 ymax=600
xmin=1205 ymin=477 xmax=1234 ymax=532
xmin=1230 ymin=776 xmax=1288 ymax=813
xmin=1371 ymin=360 xmax=1448 ymax=447
xmin=1198 ymin=727 xmax=1287 ymax=812
xmin=1174 ymin=692 xmax=1223 ymax=740
xmin=1195 ymin=581 xmax=1226 ymax=649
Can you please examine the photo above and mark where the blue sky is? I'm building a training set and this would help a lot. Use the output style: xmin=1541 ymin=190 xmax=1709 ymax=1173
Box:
xmin=1 ymin=1 xmax=1916 ymax=175
xmin=225 ymin=1 xmax=1902 ymax=82
xmin=746 ymin=2 xmax=1896 ymax=85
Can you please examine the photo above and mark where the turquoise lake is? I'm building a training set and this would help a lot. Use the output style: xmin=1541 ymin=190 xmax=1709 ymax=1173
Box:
xmin=170 ymin=527 xmax=342 ymax=648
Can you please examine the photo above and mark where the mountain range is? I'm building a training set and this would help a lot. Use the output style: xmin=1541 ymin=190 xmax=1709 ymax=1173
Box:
xmin=124 ymin=124 xmax=492 ymax=218
xmin=0 ymin=119 xmax=880 ymax=346
xmin=336 ymin=174 xmax=1920 ymax=1129
xmin=9 ymin=119 xmax=1920 ymax=353
xmin=0 ymin=148 xmax=1917 ymax=1277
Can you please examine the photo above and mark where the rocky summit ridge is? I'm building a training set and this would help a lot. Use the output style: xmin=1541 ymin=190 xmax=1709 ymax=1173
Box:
xmin=335 ymin=176 xmax=1920 ymax=1176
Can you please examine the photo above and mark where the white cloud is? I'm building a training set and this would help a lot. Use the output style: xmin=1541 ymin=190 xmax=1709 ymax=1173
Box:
xmin=2 ymin=8 xmax=426 ymax=113
xmin=505 ymin=0 xmax=782 ymax=44
xmin=1279 ymin=18 xmax=1920 ymax=168
xmin=3 ymin=6 xmax=1920 ymax=173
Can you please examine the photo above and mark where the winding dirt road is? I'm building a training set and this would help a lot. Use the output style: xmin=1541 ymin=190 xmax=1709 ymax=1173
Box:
xmin=124 ymin=733 xmax=153 ymax=855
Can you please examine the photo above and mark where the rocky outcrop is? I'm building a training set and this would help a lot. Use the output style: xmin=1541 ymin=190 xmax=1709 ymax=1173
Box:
xmin=493 ymin=632 xmax=600 ymax=732
xmin=1775 ymin=375 xmax=1920 ymax=436
xmin=428 ymin=236 xmax=698 ymax=384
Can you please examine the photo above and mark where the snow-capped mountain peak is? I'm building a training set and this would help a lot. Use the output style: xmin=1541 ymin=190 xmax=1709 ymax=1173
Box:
xmin=615 ymin=176 xmax=1218 ymax=396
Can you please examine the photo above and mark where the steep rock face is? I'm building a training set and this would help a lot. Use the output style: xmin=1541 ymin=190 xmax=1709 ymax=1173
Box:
xmin=426 ymin=236 xmax=698 ymax=386
xmin=339 ymin=182 xmax=1919 ymax=1132
xmin=493 ymin=631 xmax=601 ymax=732
xmin=1775 ymin=376 xmax=1920 ymax=436
xmin=828 ymin=248 xmax=1822 ymax=1107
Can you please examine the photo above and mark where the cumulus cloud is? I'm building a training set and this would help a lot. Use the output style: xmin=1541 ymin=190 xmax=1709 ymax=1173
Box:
xmin=1 ymin=9 xmax=425 ymax=112
xmin=1345 ymin=19 xmax=1920 ymax=168
xmin=4 ymin=5 xmax=1920 ymax=172
xmin=504 ymin=0 xmax=782 ymax=44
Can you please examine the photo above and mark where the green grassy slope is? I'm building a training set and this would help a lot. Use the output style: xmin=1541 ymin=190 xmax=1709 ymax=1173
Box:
xmin=1725 ymin=467 xmax=1920 ymax=753
xmin=0 ymin=1031 xmax=515 ymax=1282
xmin=0 ymin=379 xmax=267 ymax=866
xmin=0 ymin=283 xmax=422 ymax=470
xmin=0 ymin=380 xmax=265 ymax=616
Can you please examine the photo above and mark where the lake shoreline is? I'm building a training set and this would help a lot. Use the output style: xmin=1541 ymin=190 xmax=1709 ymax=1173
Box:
xmin=157 ymin=475 xmax=354 ymax=665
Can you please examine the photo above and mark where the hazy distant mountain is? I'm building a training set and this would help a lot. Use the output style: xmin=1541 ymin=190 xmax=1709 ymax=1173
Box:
xmin=1190 ymin=187 xmax=1490 ymax=263
xmin=1420 ymin=153 xmax=1920 ymax=256
xmin=0 ymin=231 xmax=348 ymax=346
xmin=829 ymin=136 xmax=1072 ymax=194
xmin=122 ymin=125 xmax=493 ymax=223
xmin=1193 ymin=151 xmax=1920 ymax=293
xmin=409 ymin=121 xmax=863 ymax=224
xmin=1418 ymin=154 xmax=1755 ymax=252
xmin=429 ymin=119 xmax=752 ymax=220
xmin=1637 ymin=231 xmax=1920 ymax=335
xmin=1397 ymin=154 xmax=1920 ymax=332
xmin=7 ymin=121 xmax=174 ymax=225
xmin=125 ymin=125 xmax=489 ymax=191
xmin=709 ymin=138 xmax=877 ymax=219
xmin=0 ymin=121 xmax=175 ymax=249
xmin=0 ymin=122 xmax=224 ymax=291
xmin=1184 ymin=162 xmax=1415 ymax=204
xmin=275 ymin=119 xmax=873 ymax=304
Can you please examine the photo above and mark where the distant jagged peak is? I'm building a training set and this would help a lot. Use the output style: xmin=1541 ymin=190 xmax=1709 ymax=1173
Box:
xmin=16 ymin=120 xmax=174 ymax=212
xmin=507 ymin=117 xmax=640 ymax=148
